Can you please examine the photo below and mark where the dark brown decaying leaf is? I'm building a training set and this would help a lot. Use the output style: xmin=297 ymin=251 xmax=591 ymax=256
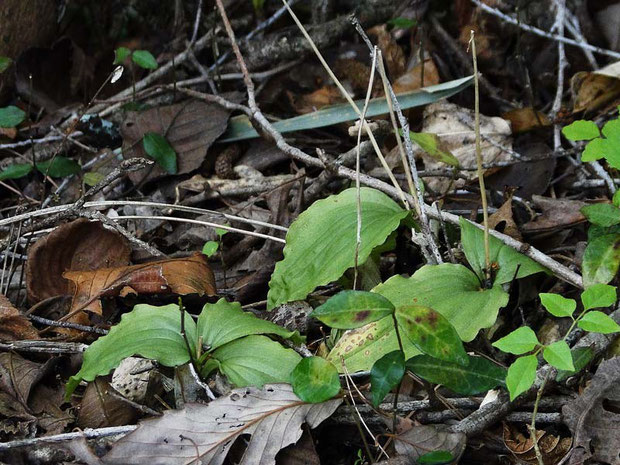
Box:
xmin=502 ymin=423 xmax=571 ymax=465
xmin=121 ymin=99 xmax=232 ymax=183
xmin=29 ymin=384 xmax=74 ymax=435
xmin=0 ymin=352 xmax=52 ymax=409
xmin=26 ymin=219 xmax=131 ymax=304
xmin=394 ymin=425 xmax=466 ymax=463
xmin=488 ymin=194 xmax=522 ymax=241
xmin=522 ymin=196 xmax=587 ymax=234
xmin=0 ymin=294 xmax=39 ymax=340
xmin=98 ymin=383 xmax=341 ymax=465
xmin=563 ymin=356 xmax=620 ymax=465
xmin=277 ymin=430 xmax=321 ymax=465
xmin=78 ymin=378 xmax=137 ymax=429
xmin=62 ymin=253 xmax=216 ymax=324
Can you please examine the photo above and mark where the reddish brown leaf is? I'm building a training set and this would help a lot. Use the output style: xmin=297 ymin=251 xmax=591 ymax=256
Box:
xmin=0 ymin=294 xmax=38 ymax=341
xmin=26 ymin=219 xmax=131 ymax=304
xmin=392 ymin=58 xmax=440 ymax=94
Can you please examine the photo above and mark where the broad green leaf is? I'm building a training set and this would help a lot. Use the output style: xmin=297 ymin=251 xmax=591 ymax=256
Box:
xmin=601 ymin=118 xmax=620 ymax=169
xmin=506 ymin=355 xmax=537 ymax=401
xmin=0 ymin=57 xmax=12 ymax=74
xmin=66 ymin=304 xmax=194 ymax=398
xmin=492 ymin=327 xmax=539 ymax=354
xmin=540 ymin=293 xmax=576 ymax=318
xmin=114 ymin=47 xmax=131 ymax=64
xmin=556 ymin=347 xmax=593 ymax=381
xmin=408 ymin=132 xmax=459 ymax=167
xmin=202 ymin=241 xmax=219 ymax=257
xmin=582 ymin=233 xmax=620 ymax=287
xmin=370 ymin=350 xmax=405 ymax=406
xmin=562 ymin=120 xmax=599 ymax=141
xmin=220 ymin=76 xmax=474 ymax=142
xmin=267 ymin=188 xmax=408 ymax=309
xmin=577 ymin=311 xmax=620 ymax=334
xmin=0 ymin=106 xmax=26 ymax=128
xmin=417 ymin=451 xmax=454 ymax=464
xmin=373 ymin=264 xmax=509 ymax=342
xmin=582 ymin=137 xmax=606 ymax=162
xmin=327 ymin=315 xmax=420 ymax=372
xmin=581 ymin=283 xmax=617 ymax=310
xmin=142 ymin=132 xmax=177 ymax=174
xmin=311 ymin=290 xmax=395 ymax=329
xmin=543 ymin=340 xmax=574 ymax=371
xmin=0 ymin=163 xmax=33 ymax=181
xmin=83 ymin=171 xmax=105 ymax=186
xmin=291 ymin=356 xmax=341 ymax=403
xmin=212 ymin=335 xmax=301 ymax=388
xmin=36 ymin=156 xmax=81 ymax=178
xmin=387 ymin=17 xmax=417 ymax=29
xmin=197 ymin=298 xmax=300 ymax=351
xmin=406 ymin=355 xmax=506 ymax=395
xmin=581 ymin=204 xmax=620 ymax=227
xmin=132 ymin=50 xmax=158 ymax=69
xmin=460 ymin=218 xmax=547 ymax=285
xmin=395 ymin=305 xmax=468 ymax=365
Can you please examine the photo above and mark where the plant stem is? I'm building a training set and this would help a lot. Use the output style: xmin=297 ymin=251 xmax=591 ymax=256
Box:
xmin=528 ymin=371 xmax=550 ymax=465
xmin=344 ymin=395 xmax=376 ymax=464
xmin=469 ymin=30 xmax=491 ymax=283
xmin=391 ymin=312 xmax=405 ymax=433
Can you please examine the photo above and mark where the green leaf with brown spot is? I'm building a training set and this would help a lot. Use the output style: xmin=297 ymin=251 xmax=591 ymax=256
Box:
xmin=408 ymin=132 xmax=459 ymax=167
xmin=311 ymin=290 xmax=395 ymax=329
xmin=291 ymin=356 xmax=341 ymax=403
xmin=395 ymin=305 xmax=468 ymax=366
xmin=582 ymin=233 xmax=620 ymax=287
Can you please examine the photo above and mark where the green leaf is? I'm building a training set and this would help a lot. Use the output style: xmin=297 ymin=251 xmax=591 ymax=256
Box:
xmin=562 ymin=120 xmax=600 ymax=141
xmin=83 ymin=171 xmax=105 ymax=186
xmin=291 ymin=356 xmax=340 ymax=403
xmin=601 ymin=118 xmax=620 ymax=169
xmin=408 ymin=132 xmax=459 ymax=167
xmin=0 ymin=57 xmax=12 ymax=74
xmin=406 ymin=354 xmax=506 ymax=395
xmin=505 ymin=355 xmax=537 ymax=401
xmin=202 ymin=241 xmax=219 ymax=257
xmin=215 ymin=227 xmax=228 ymax=237
xmin=267 ymin=188 xmax=408 ymax=309
xmin=252 ymin=0 xmax=266 ymax=10
xmin=492 ymin=327 xmax=539 ymax=355
xmin=581 ymin=283 xmax=617 ymax=310
xmin=582 ymin=233 xmax=620 ymax=287
xmin=220 ymin=76 xmax=474 ymax=142
xmin=581 ymin=204 xmax=620 ymax=227
xmin=0 ymin=106 xmax=26 ymax=128
xmin=540 ymin=293 xmax=576 ymax=318
xmin=327 ymin=315 xmax=420 ymax=372
xmin=0 ymin=163 xmax=33 ymax=181
xmin=542 ymin=340 xmax=574 ymax=371
xmin=577 ymin=311 xmax=620 ymax=334
xmin=142 ymin=132 xmax=177 ymax=174
xmin=387 ymin=17 xmax=417 ymax=29
xmin=131 ymin=50 xmax=158 ymax=70
xmin=66 ymin=304 xmax=194 ymax=398
xmin=114 ymin=47 xmax=131 ymax=64
xmin=373 ymin=263 xmax=509 ymax=342
xmin=311 ymin=290 xmax=395 ymax=329
xmin=613 ymin=190 xmax=620 ymax=208
xmin=370 ymin=350 xmax=405 ymax=406
xmin=460 ymin=217 xmax=547 ymax=285
xmin=197 ymin=298 xmax=301 ymax=351
xmin=395 ymin=305 xmax=468 ymax=365
xmin=417 ymin=451 xmax=454 ymax=465
xmin=212 ymin=335 xmax=301 ymax=388
xmin=36 ymin=156 xmax=81 ymax=178
xmin=556 ymin=347 xmax=593 ymax=381
xmin=582 ymin=137 xmax=606 ymax=162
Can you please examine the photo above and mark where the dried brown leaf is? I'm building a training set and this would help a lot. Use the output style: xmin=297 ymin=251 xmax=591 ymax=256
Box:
xmin=78 ymin=378 xmax=137 ymax=429
xmin=394 ymin=425 xmax=466 ymax=463
xmin=0 ymin=294 xmax=38 ymax=340
xmin=488 ymin=194 xmax=522 ymax=241
xmin=392 ymin=58 xmax=440 ymax=94
xmin=503 ymin=423 xmax=571 ymax=464
xmin=369 ymin=25 xmax=405 ymax=78
xmin=522 ymin=196 xmax=586 ymax=234
xmin=570 ymin=72 xmax=620 ymax=114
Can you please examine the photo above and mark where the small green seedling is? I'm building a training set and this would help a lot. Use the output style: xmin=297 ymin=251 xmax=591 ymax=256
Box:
xmin=202 ymin=227 xmax=229 ymax=258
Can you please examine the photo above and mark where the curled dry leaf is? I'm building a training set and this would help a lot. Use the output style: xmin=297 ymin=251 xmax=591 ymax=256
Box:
xmin=95 ymin=383 xmax=341 ymax=465
xmin=26 ymin=219 xmax=131 ymax=304
xmin=62 ymin=253 xmax=216 ymax=325
xmin=570 ymin=71 xmax=620 ymax=114
xmin=77 ymin=378 xmax=137 ymax=429
xmin=0 ymin=294 xmax=38 ymax=340
xmin=488 ymin=194 xmax=522 ymax=241
xmin=121 ymin=99 xmax=232 ymax=184
xmin=502 ymin=423 xmax=571 ymax=464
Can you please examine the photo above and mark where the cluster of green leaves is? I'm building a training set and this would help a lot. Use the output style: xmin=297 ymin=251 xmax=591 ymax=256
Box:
xmin=0 ymin=157 xmax=81 ymax=182
xmin=562 ymin=113 xmax=620 ymax=169
xmin=113 ymin=47 xmax=158 ymax=70
xmin=66 ymin=299 xmax=303 ymax=399
xmin=202 ymin=226 xmax=229 ymax=257
xmin=493 ymin=284 xmax=619 ymax=400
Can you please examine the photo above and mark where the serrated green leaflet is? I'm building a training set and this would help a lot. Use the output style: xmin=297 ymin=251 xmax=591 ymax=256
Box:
xmin=577 ymin=311 xmax=620 ymax=334
xmin=582 ymin=233 xmax=620 ymax=287
xmin=197 ymin=298 xmax=301 ymax=350
xmin=543 ymin=341 xmax=574 ymax=371
xmin=460 ymin=217 xmax=547 ymax=285
xmin=540 ymin=293 xmax=576 ymax=318
xmin=311 ymin=290 xmax=395 ymax=329
xmin=291 ymin=356 xmax=340 ymax=403
xmin=0 ymin=163 xmax=33 ymax=181
xmin=36 ymin=156 xmax=81 ymax=178
xmin=210 ymin=335 xmax=301 ymax=388
xmin=132 ymin=50 xmax=158 ymax=69
xmin=581 ymin=283 xmax=617 ymax=310
xmin=0 ymin=106 xmax=26 ymax=128
xmin=395 ymin=305 xmax=468 ymax=365
xmin=66 ymin=304 xmax=194 ymax=398
xmin=506 ymin=355 xmax=538 ymax=401
xmin=492 ymin=327 xmax=539 ymax=355
xmin=267 ymin=188 xmax=408 ymax=309
xmin=142 ymin=132 xmax=177 ymax=174
xmin=562 ymin=120 xmax=599 ymax=141
xmin=373 ymin=264 xmax=509 ymax=342
xmin=327 ymin=315 xmax=420 ymax=372
xmin=581 ymin=204 xmax=620 ymax=227
xmin=370 ymin=350 xmax=405 ymax=406
xmin=406 ymin=355 xmax=506 ymax=395
xmin=220 ymin=76 xmax=474 ymax=142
